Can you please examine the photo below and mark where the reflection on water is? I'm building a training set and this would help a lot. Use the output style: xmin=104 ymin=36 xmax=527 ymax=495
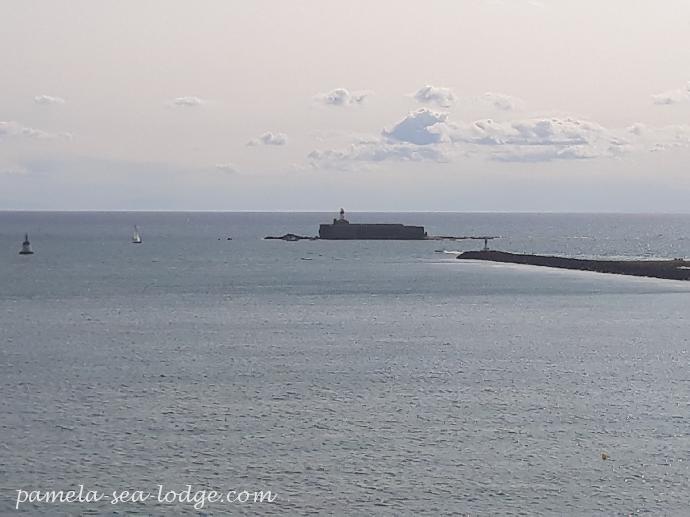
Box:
xmin=1 ymin=212 xmax=690 ymax=515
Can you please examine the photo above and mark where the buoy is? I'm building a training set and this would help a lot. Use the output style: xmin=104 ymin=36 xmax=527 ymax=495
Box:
xmin=19 ymin=234 xmax=34 ymax=255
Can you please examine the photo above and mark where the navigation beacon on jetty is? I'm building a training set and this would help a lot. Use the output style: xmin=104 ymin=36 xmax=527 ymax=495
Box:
xmin=318 ymin=209 xmax=427 ymax=240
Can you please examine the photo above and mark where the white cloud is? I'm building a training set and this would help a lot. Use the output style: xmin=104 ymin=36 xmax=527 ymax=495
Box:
xmin=316 ymin=88 xmax=369 ymax=107
xmin=490 ymin=145 xmax=611 ymax=162
xmin=651 ymin=82 xmax=690 ymax=105
xmin=309 ymin=112 xmax=635 ymax=167
xmin=445 ymin=117 xmax=609 ymax=145
xmin=34 ymin=95 xmax=66 ymax=105
xmin=480 ymin=92 xmax=525 ymax=111
xmin=0 ymin=120 xmax=72 ymax=140
xmin=171 ymin=96 xmax=205 ymax=107
xmin=626 ymin=122 xmax=646 ymax=136
xmin=441 ymin=117 xmax=629 ymax=161
xmin=247 ymin=132 xmax=288 ymax=146
xmin=309 ymin=110 xmax=690 ymax=167
xmin=215 ymin=163 xmax=238 ymax=174
xmin=626 ymin=123 xmax=690 ymax=152
xmin=412 ymin=85 xmax=456 ymax=108
xmin=308 ymin=140 xmax=448 ymax=169
xmin=382 ymin=108 xmax=448 ymax=145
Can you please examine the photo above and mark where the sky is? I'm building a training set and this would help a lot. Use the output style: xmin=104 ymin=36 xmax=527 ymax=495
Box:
xmin=1 ymin=0 xmax=690 ymax=211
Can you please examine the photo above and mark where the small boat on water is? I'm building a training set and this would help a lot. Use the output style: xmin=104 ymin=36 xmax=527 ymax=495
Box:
xmin=19 ymin=234 xmax=34 ymax=255
xmin=132 ymin=226 xmax=142 ymax=244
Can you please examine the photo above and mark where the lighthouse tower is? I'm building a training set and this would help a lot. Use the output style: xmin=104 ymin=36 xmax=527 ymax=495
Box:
xmin=334 ymin=208 xmax=349 ymax=224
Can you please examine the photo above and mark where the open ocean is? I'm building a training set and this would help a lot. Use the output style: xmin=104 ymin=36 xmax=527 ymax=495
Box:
xmin=2 ymin=212 xmax=690 ymax=516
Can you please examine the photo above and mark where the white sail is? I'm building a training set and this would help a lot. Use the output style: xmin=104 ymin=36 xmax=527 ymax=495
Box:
xmin=132 ymin=226 xmax=142 ymax=243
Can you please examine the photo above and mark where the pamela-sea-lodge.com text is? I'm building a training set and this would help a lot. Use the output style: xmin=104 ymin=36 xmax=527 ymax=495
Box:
xmin=14 ymin=484 xmax=277 ymax=511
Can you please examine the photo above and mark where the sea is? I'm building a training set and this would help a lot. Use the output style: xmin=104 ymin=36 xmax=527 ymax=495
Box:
xmin=1 ymin=212 xmax=690 ymax=516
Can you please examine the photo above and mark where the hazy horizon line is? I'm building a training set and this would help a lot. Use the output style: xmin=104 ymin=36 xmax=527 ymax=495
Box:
xmin=2 ymin=209 xmax=690 ymax=215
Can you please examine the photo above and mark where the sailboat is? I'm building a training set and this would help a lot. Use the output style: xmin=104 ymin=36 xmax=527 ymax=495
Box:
xmin=19 ymin=233 xmax=34 ymax=255
xmin=132 ymin=226 xmax=142 ymax=244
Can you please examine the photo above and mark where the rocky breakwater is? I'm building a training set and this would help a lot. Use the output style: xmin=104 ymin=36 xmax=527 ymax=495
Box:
xmin=264 ymin=233 xmax=318 ymax=241
xmin=457 ymin=250 xmax=690 ymax=281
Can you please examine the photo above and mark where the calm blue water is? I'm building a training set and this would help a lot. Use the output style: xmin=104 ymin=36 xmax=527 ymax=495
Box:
xmin=1 ymin=212 xmax=690 ymax=515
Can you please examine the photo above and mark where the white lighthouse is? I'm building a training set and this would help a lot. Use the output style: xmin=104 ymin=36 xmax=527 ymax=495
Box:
xmin=334 ymin=208 xmax=349 ymax=224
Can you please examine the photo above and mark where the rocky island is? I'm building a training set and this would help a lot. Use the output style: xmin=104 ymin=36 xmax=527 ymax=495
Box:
xmin=319 ymin=209 xmax=426 ymax=240
xmin=457 ymin=250 xmax=690 ymax=281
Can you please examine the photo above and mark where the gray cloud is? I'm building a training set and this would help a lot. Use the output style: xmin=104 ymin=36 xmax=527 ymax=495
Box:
xmin=215 ymin=163 xmax=238 ymax=174
xmin=490 ymin=145 xmax=611 ymax=163
xmin=480 ymin=92 xmax=524 ymax=111
xmin=316 ymin=88 xmax=369 ymax=107
xmin=651 ymin=83 xmax=690 ymax=105
xmin=0 ymin=120 xmax=72 ymax=140
xmin=34 ymin=95 xmax=66 ymax=105
xmin=440 ymin=117 xmax=629 ymax=161
xmin=444 ymin=117 xmax=612 ymax=146
xmin=1 ymin=166 xmax=29 ymax=176
xmin=247 ymin=132 xmax=288 ymax=146
xmin=382 ymin=109 xmax=448 ymax=145
xmin=308 ymin=141 xmax=448 ymax=170
xmin=412 ymin=85 xmax=455 ymax=108
xmin=626 ymin=123 xmax=690 ymax=152
xmin=171 ymin=96 xmax=205 ymax=107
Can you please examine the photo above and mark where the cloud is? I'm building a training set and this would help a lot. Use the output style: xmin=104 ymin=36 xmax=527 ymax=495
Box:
xmin=440 ymin=117 xmax=629 ymax=162
xmin=412 ymin=85 xmax=456 ymax=108
xmin=34 ymin=95 xmax=66 ymax=105
xmin=311 ymin=109 xmax=690 ymax=169
xmin=171 ymin=96 xmax=205 ymax=107
xmin=247 ymin=132 xmax=288 ymax=146
xmin=1 ymin=166 xmax=29 ymax=176
xmin=308 ymin=140 xmax=448 ymax=169
xmin=651 ymin=82 xmax=690 ymax=105
xmin=626 ymin=123 xmax=646 ymax=136
xmin=215 ymin=163 xmax=238 ymax=174
xmin=316 ymin=88 xmax=369 ymax=107
xmin=309 ymin=111 xmax=635 ymax=168
xmin=309 ymin=110 xmax=690 ymax=167
xmin=489 ymin=145 xmax=611 ymax=162
xmin=480 ymin=92 xmax=525 ymax=111
xmin=0 ymin=120 xmax=72 ymax=140
xmin=444 ymin=117 xmax=604 ymax=146
xmin=626 ymin=123 xmax=690 ymax=152
xmin=382 ymin=108 xmax=448 ymax=145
